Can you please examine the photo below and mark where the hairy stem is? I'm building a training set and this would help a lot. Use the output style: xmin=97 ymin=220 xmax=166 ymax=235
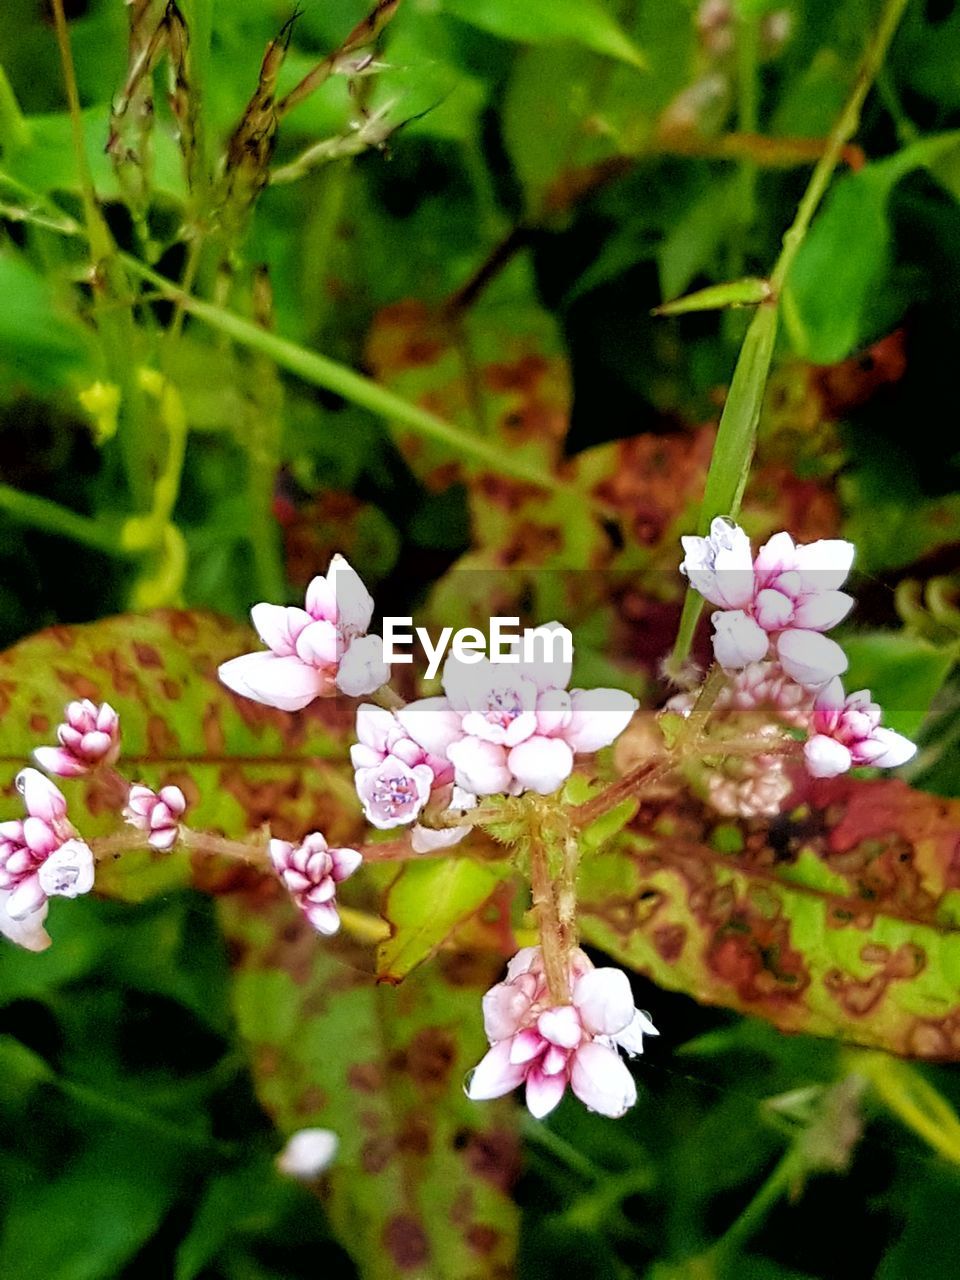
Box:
xmin=529 ymin=825 xmax=570 ymax=1005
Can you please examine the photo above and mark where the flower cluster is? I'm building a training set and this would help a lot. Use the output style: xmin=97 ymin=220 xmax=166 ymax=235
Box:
xmin=681 ymin=518 xmax=854 ymax=687
xmin=467 ymin=947 xmax=657 ymax=1118
xmin=381 ymin=626 xmax=638 ymax=804
xmin=0 ymin=769 xmax=95 ymax=951
xmin=269 ymin=832 xmax=362 ymax=936
xmin=680 ymin=519 xmax=916 ymax=781
xmin=218 ymin=554 xmax=389 ymax=711
xmin=804 ymin=679 xmax=915 ymax=778
xmin=33 ymin=699 xmax=120 ymax=777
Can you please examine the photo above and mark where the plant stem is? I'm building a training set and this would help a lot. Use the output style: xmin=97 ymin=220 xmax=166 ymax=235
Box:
xmin=705 ymin=1151 xmax=796 ymax=1273
xmin=0 ymin=484 xmax=132 ymax=556
xmin=666 ymin=0 xmax=910 ymax=676
xmin=529 ymin=825 xmax=570 ymax=1005
xmin=118 ymin=255 xmax=581 ymax=500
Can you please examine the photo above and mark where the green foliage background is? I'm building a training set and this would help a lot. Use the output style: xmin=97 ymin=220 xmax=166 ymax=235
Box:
xmin=1 ymin=0 xmax=960 ymax=1276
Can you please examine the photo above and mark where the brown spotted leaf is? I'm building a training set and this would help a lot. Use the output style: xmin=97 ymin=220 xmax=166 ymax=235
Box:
xmin=579 ymin=775 xmax=960 ymax=1060
xmin=0 ymin=611 xmax=362 ymax=898
xmin=222 ymin=895 xmax=519 ymax=1279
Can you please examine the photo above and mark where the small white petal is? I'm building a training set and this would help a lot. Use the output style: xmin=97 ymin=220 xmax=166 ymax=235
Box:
xmin=518 ymin=621 xmax=574 ymax=692
xmin=537 ymin=1005 xmax=582 ymax=1049
xmin=508 ymin=736 xmax=574 ymax=795
xmin=219 ymin=652 xmax=327 ymax=711
xmin=570 ymin=1042 xmax=637 ymax=1118
xmin=337 ymin=635 xmax=390 ymax=697
xmin=251 ymin=603 xmax=310 ymax=656
xmin=564 ymin=688 xmax=638 ymax=754
xmin=276 ymin=1128 xmax=339 ymax=1179
xmin=777 ymin=629 xmax=848 ymax=689
xmin=37 ymin=840 xmax=95 ymax=899
xmin=792 ymin=538 xmax=856 ymax=592
xmin=792 ymin=591 xmax=855 ymax=632
xmin=327 ymin=553 xmax=375 ymax=638
xmin=615 ymin=1009 xmax=658 ymax=1057
xmin=573 ymin=968 xmax=635 ymax=1037
xmin=447 ymin=737 xmax=512 ymax=796
xmin=16 ymin=768 xmax=67 ymax=823
xmin=0 ymin=892 xmax=50 ymax=951
xmin=396 ymin=697 xmax=463 ymax=757
xmin=858 ymin=727 xmax=917 ymax=769
xmin=804 ymin=734 xmax=853 ymax=779
xmin=711 ymin=611 xmax=770 ymax=669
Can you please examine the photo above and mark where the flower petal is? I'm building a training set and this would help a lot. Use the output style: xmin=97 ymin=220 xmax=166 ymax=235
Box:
xmin=337 ymin=634 xmax=390 ymax=697
xmin=570 ymin=1042 xmax=637 ymax=1118
xmin=777 ymin=629 xmax=848 ymax=689
xmin=447 ymin=737 xmax=512 ymax=796
xmin=856 ymin=727 xmax=917 ymax=769
xmin=792 ymin=590 xmax=855 ymax=632
xmin=396 ymin=697 xmax=463 ymax=757
xmin=276 ymin=1128 xmax=339 ymax=1179
xmin=219 ymin=652 xmax=328 ymax=712
xmin=467 ymin=1040 xmax=528 ymax=1101
xmin=327 ymin=553 xmax=374 ymax=638
xmin=804 ymin=734 xmax=853 ymax=778
xmin=711 ymin=611 xmax=770 ymax=669
xmin=0 ymin=892 xmax=50 ymax=951
xmin=507 ymin=736 xmax=574 ymax=795
xmin=17 ymin=768 xmax=67 ymax=823
xmin=564 ymin=688 xmax=638 ymax=754
xmin=525 ymin=1068 xmax=568 ymax=1119
xmin=537 ymin=1004 xmax=582 ymax=1049
xmin=792 ymin=538 xmax=856 ymax=592
xmin=573 ymin=967 xmax=636 ymax=1037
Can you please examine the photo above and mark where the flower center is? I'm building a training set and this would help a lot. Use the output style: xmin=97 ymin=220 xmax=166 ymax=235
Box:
xmin=481 ymin=689 xmax=523 ymax=729
xmin=373 ymin=773 xmax=418 ymax=816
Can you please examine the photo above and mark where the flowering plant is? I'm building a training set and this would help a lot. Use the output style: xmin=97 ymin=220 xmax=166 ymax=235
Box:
xmin=2 ymin=533 xmax=919 ymax=1127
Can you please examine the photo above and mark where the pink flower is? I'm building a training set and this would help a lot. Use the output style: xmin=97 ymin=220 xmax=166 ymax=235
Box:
xmin=350 ymin=704 xmax=452 ymax=829
xmin=723 ymin=661 xmax=814 ymax=729
xmin=269 ymin=832 xmax=362 ymax=935
xmin=397 ymin=627 xmax=638 ymax=798
xmin=680 ymin=520 xmax=854 ymax=688
xmin=466 ymin=947 xmax=657 ymax=1119
xmin=218 ymin=554 xmax=389 ymax=712
xmin=0 ymin=769 xmax=95 ymax=942
xmin=123 ymin=784 xmax=187 ymax=850
xmin=33 ymin=699 xmax=120 ymax=777
xmin=804 ymin=679 xmax=917 ymax=778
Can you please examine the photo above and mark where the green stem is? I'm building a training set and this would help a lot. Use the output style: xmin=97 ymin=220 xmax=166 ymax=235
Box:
xmin=706 ymin=1152 xmax=796 ymax=1273
xmin=118 ymin=256 xmax=579 ymax=499
xmin=0 ymin=484 xmax=132 ymax=556
xmin=732 ymin=11 xmax=760 ymax=275
xmin=529 ymin=823 xmax=570 ymax=1005
xmin=666 ymin=0 xmax=910 ymax=676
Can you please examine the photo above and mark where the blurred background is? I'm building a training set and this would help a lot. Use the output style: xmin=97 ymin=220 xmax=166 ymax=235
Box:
xmin=1 ymin=0 xmax=960 ymax=1276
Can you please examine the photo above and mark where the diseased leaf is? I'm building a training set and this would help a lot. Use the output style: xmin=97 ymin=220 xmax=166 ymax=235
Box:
xmin=222 ymin=896 xmax=520 ymax=1279
xmin=0 ymin=610 xmax=360 ymax=899
xmin=579 ymin=775 xmax=960 ymax=1060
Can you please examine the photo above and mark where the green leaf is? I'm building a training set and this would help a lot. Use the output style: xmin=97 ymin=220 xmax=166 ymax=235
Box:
xmin=842 ymin=630 xmax=956 ymax=740
xmin=579 ymin=774 xmax=960 ymax=1058
xmin=785 ymin=133 xmax=960 ymax=363
xmin=377 ymin=857 xmax=505 ymax=982
xmin=224 ymin=898 xmax=519 ymax=1279
xmin=0 ymin=248 xmax=94 ymax=390
xmin=654 ymin=277 xmax=773 ymax=317
xmin=439 ymin=0 xmax=647 ymax=68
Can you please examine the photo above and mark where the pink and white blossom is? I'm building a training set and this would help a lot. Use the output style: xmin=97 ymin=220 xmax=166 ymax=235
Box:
xmin=351 ymin=704 xmax=453 ymax=829
xmin=218 ymin=554 xmax=389 ymax=712
xmin=681 ymin=520 xmax=855 ymax=689
xmin=411 ymin=786 xmax=478 ymax=853
xmin=0 ymin=769 xmax=95 ymax=943
xmin=397 ymin=631 xmax=638 ymax=798
xmin=804 ymin=679 xmax=917 ymax=778
xmin=33 ymin=700 xmax=120 ymax=778
xmin=123 ymin=784 xmax=187 ymax=850
xmin=269 ymin=832 xmax=362 ymax=936
xmin=467 ymin=947 xmax=657 ymax=1119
